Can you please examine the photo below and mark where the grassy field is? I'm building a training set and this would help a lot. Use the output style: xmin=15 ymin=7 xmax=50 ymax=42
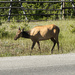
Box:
xmin=0 ymin=19 xmax=75 ymax=57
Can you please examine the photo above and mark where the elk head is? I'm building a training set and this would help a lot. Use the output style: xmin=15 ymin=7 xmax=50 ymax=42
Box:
xmin=14 ymin=27 xmax=24 ymax=40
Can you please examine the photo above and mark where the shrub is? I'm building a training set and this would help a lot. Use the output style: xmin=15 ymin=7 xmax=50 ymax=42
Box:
xmin=24 ymin=23 xmax=30 ymax=30
xmin=70 ymin=25 xmax=75 ymax=33
xmin=0 ymin=27 xmax=9 ymax=38
xmin=0 ymin=27 xmax=15 ymax=39
xmin=0 ymin=21 xmax=2 ymax=26
xmin=21 ymin=22 xmax=30 ymax=31
xmin=10 ymin=25 xmax=17 ymax=29
xmin=59 ymin=33 xmax=64 ymax=40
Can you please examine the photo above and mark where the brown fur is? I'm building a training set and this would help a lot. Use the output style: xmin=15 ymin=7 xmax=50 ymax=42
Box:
xmin=14 ymin=24 xmax=60 ymax=54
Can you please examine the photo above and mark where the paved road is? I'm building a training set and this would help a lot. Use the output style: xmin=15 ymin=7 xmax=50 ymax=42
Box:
xmin=0 ymin=53 xmax=75 ymax=75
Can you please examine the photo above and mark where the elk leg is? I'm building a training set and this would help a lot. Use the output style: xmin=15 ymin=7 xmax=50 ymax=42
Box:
xmin=56 ymin=40 xmax=59 ymax=53
xmin=37 ymin=41 xmax=41 ymax=54
xmin=31 ymin=41 xmax=36 ymax=49
xmin=55 ymin=36 xmax=59 ymax=53
xmin=57 ymin=41 xmax=59 ymax=53
xmin=37 ymin=41 xmax=40 ymax=49
xmin=30 ymin=41 xmax=36 ymax=55
xmin=51 ymin=38 xmax=56 ymax=54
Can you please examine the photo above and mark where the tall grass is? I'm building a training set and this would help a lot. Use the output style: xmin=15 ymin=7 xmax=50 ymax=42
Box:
xmin=0 ymin=19 xmax=75 ymax=57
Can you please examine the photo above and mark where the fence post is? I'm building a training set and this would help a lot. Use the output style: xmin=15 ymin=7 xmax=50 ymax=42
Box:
xmin=70 ymin=0 xmax=75 ymax=18
xmin=62 ymin=0 xmax=65 ymax=19
xmin=61 ymin=0 xmax=65 ymax=19
xmin=70 ymin=0 xmax=75 ymax=8
xmin=19 ymin=0 xmax=28 ymax=21
xmin=61 ymin=0 xmax=63 ymax=19
xmin=8 ymin=0 xmax=12 ymax=22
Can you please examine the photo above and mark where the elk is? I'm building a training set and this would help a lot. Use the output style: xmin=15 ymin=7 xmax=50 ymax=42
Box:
xmin=14 ymin=24 xmax=60 ymax=54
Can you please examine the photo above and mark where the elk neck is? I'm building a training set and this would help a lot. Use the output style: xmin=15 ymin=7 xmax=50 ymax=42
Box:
xmin=21 ymin=31 xmax=30 ymax=38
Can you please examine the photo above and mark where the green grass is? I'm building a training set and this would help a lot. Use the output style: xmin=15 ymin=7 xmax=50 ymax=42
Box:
xmin=0 ymin=19 xmax=75 ymax=57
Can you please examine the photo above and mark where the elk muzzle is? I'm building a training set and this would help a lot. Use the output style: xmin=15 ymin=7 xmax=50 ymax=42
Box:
xmin=14 ymin=34 xmax=21 ymax=40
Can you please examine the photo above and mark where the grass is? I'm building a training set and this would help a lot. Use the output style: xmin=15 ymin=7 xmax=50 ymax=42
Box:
xmin=0 ymin=19 xmax=75 ymax=57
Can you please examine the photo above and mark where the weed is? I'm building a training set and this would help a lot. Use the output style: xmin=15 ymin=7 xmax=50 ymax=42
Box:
xmin=0 ymin=27 xmax=15 ymax=39
xmin=0 ymin=21 xmax=2 ymax=26
xmin=21 ymin=22 xmax=30 ymax=30
xmin=10 ymin=25 xmax=17 ymax=29
xmin=0 ymin=27 xmax=9 ymax=38
xmin=59 ymin=33 xmax=64 ymax=40
xmin=70 ymin=25 xmax=75 ymax=33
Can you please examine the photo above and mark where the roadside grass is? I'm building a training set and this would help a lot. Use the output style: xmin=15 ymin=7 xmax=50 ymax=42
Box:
xmin=0 ymin=19 xmax=75 ymax=57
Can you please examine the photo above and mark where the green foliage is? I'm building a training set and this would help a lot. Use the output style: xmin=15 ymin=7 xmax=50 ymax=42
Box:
xmin=59 ymin=33 xmax=64 ymax=40
xmin=0 ymin=21 xmax=30 ymax=39
xmin=23 ymin=22 xmax=30 ymax=30
xmin=0 ymin=0 xmax=75 ymax=20
xmin=0 ymin=21 xmax=2 ymax=26
xmin=70 ymin=25 xmax=75 ymax=33
xmin=0 ymin=27 xmax=9 ymax=38
xmin=10 ymin=25 xmax=17 ymax=29
xmin=20 ymin=22 xmax=30 ymax=31
xmin=0 ymin=27 xmax=15 ymax=39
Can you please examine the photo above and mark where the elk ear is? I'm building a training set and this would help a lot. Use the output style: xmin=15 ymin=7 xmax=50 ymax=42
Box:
xmin=19 ymin=27 xmax=21 ymax=30
xmin=22 ymin=28 xmax=24 ymax=32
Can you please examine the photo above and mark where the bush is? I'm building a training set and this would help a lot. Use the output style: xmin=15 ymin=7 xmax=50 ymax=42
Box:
xmin=0 ymin=27 xmax=9 ymax=38
xmin=20 ymin=22 xmax=30 ymax=31
xmin=71 ymin=28 xmax=75 ymax=33
xmin=70 ymin=25 xmax=75 ymax=33
xmin=0 ymin=21 xmax=2 ymax=26
xmin=10 ymin=25 xmax=17 ymax=29
xmin=0 ymin=27 xmax=15 ymax=39
xmin=24 ymin=23 xmax=30 ymax=30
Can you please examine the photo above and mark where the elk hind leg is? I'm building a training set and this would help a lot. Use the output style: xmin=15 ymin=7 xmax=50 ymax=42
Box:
xmin=51 ymin=38 xmax=56 ymax=54
xmin=37 ymin=41 xmax=41 ymax=54
xmin=57 ymin=40 xmax=59 ymax=53
xmin=55 ymin=36 xmax=59 ymax=53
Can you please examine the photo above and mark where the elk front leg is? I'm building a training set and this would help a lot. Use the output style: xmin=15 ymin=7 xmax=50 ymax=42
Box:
xmin=30 ymin=41 xmax=36 ymax=55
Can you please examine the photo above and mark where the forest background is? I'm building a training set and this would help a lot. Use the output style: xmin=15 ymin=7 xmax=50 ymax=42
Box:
xmin=0 ymin=0 xmax=75 ymax=21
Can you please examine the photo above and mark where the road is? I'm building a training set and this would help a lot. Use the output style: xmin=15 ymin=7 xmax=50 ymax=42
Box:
xmin=0 ymin=53 xmax=75 ymax=75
